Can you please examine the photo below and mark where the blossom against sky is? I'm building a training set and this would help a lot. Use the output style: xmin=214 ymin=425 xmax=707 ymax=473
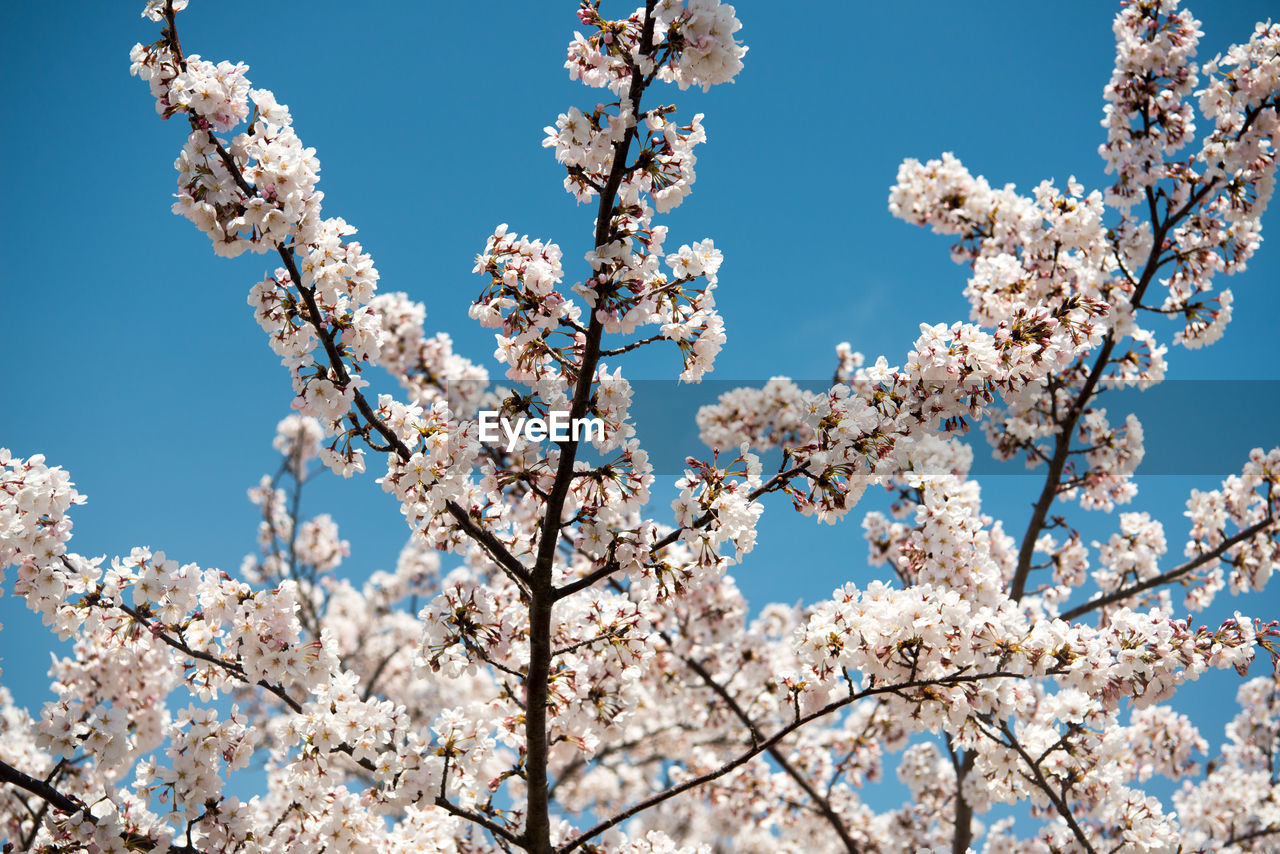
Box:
xmin=2 ymin=1 xmax=1279 ymax=820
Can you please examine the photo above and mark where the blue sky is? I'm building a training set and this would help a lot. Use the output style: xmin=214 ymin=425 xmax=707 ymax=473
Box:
xmin=3 ymin=0 xmax=1279 ymax=832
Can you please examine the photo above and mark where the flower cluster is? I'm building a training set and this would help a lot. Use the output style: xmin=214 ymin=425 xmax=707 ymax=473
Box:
xmin=6 ymin=1 xmax=1280 ymax=853
xmin=0 ymin=450 xmax=83 ymax=592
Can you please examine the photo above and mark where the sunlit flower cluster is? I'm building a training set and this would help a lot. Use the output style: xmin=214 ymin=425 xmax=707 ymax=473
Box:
xmin=2 ymin=1 xmax=1279 ymax=853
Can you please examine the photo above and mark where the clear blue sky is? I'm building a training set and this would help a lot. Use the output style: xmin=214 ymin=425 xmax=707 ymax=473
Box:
xmin=2 ymin=0 xmax=1278 ymax=828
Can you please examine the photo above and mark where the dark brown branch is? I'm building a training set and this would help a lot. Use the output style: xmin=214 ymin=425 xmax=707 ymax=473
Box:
xmin=548 ymin=723 xmax=705 ymax=799
xmin=273 ymin=243 xmax=533 ymax=594
xmin=0 ymin=759 xmax=82 ymax=824
xmin=552 ymin=627 xmax=633 ymax=658
xmin=948 ymin=740 xmax=975 ymax=854
xmin=98 ymin=576 xmax=305 ymax=715
xmin=1060 ymin=515 xmax=1276 ymax=621
xmin=161 ymin=8 xmax=532 ymax=598
xmin=1010 ymin=187 xmax=1170 ymax=602
xmin=553 ymin=463 xmax=810 ymax=600
xmin=432 ymin=795 xmax=524 ymax=847
xmin=992 ymin=721 xmax=1097 ymax=854
xmin=360 ymin=647 xmax=400 ymax=702
xmin=599 ymin=333 xmax=664 ymax=357
xmin=673 ymin=640 xmax=862 ymax=853
xmin=523 ymin=7 xmax=659 ymax=853
xmin=0 ymin=757 xmax=205 ymax=854
xmin=65 ymin=561 xmax=402 ymax=783
xmin=1009 ymin=94 xmax=1277 ymax=602
xmin=1224 ymin=824 xmax=1280 ymax=848
xmin=559 ymin=668 xmax=1037 ymax=854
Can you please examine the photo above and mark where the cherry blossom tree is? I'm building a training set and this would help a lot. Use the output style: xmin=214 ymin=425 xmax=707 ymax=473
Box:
xmin=4 ymin=0 xmax=1280 ymax=852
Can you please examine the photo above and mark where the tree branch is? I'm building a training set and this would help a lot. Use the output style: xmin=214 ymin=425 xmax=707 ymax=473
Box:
xmin=1009 ymin=188 xmax=1171 ymax=602
xmin=432 ymin=794 xmax=525 ymax=848
xmin=1059 ymin=514 xmax=1276 ymax=621
xmin=559 ymin=668 xmax=1038 ymax=854
xmin=0 ymin=757 xmax=206 ymax=854
xmin=669 ymin=635 xmax=861 ymax=852
xmin=553 ymin=463 xmax=810 ymax=601
xmin=159 ymin=8 xmax=533 ymax=597
xmin=947 ymin=737 xmax=976 ymax=854
xmin=523 ymin=6 xmax=659 ymax=853
xmin=976 ymin=720 xmax=1097 ymax=854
